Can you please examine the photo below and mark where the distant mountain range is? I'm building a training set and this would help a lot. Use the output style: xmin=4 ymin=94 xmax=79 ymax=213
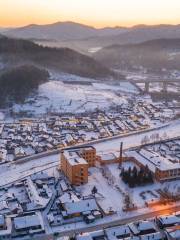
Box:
xmin=3 ymin=22 xmax=128 ymax=41
xmin=2 ymin=22 xmax=180 ymax=49
xmin=75 ymin=24 xmax=180 ymax=52
xmin=0 ymin=36 xmax=117 ymax=79
xmin=94 ymin=38 xmax=180 ymax=73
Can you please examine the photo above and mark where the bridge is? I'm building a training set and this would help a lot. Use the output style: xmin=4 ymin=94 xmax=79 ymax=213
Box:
xmin=131 ymin=79 xmax=180 ymax=93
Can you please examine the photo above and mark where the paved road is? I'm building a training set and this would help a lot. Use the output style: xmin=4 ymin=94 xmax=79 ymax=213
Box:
xmin=55 ymin=203 xmax=180 ymax=237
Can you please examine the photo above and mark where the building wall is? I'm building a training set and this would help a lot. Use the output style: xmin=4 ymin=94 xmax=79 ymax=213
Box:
xmin=124 ymin=156 xmax=180 ymax=182
xmin=80 ymin=147 xmax=96 ymax=167
xmin=61 ymin=151 xmax=88 ymax=186
xmin=72 ymin=164 xmax=88 ymax=185
xmin=155 ymin=168 xmax=180 ymax=181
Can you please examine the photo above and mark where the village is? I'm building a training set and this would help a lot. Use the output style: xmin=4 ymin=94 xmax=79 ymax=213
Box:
xmin=0 ymin=99 xmax=176 ymax=163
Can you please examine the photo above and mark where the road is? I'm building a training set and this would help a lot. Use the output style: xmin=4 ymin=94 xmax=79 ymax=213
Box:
xmin=132 ymin=79 xmax=180 ymax=83
xmin=54 ymin=203 xmax=180 ymax=237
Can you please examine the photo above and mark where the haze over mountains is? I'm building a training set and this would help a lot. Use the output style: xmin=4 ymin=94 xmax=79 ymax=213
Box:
xmin=0 ymin=21 xmax=180 ymax=107
xmin=85 ymin=24 xmax=180 ymax=47
xmin=0 ymin=36 xmax=115 ymax=79
xmin=2 ymin=22 xmax=180 ymax=51
xmin=1 ymin=22 xmax=180 ymax=74
xmin=0 ymin=35 xmax=118 ymax=106
xmin=94 ymin=38 xmax=180 ymax=73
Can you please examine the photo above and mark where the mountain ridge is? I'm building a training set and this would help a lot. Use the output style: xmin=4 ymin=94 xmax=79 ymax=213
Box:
xmin=3 ymin=22 xmax=180 ymax=52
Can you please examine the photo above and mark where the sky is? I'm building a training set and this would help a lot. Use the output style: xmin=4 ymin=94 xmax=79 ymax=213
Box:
xmin=0 ymin=0 xmax=180 ymax=28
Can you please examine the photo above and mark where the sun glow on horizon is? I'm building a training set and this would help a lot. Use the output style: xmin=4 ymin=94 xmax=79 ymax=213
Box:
xmin=0 ymin=0 xmax=180 ymax=28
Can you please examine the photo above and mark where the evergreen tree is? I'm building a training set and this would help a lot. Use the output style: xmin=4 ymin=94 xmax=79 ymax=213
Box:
xmin=91 ymin=186 xmax=98 ymax=195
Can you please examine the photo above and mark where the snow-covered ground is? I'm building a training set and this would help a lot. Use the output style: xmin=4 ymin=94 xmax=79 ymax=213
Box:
xmin=88 ymin=47 xmax=102 ymax=53
xmin=0 ymin=112 xmax=5 ymax=121
xmin=76 ymin=167 xmax=124 ymax=213
xmin=76 ymin=161 xmax=180 ymax=216
xmin=0 ymin=154 xmax=59 ymax=187
xmin=12 ymin=75 xmax=138 ymax=116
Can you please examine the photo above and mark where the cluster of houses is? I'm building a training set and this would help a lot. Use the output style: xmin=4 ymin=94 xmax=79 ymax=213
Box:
xmin=0 ymin=172 xmax=54 ymax=238
xmin=47 ymin=176 xmax=103 ymax=227
xmin=146 ymin=139 xmax=180 ymax=163
xmin=0 ymin=170 xmax=178 ymax=239
xmin=0 ymin=100 xmax=173 ymax=163
xmin=76 ymin=213 xmax=180 ymax=240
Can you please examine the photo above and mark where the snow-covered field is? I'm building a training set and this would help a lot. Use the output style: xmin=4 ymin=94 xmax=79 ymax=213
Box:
xmin=12 ymin=74 xmax=138 ymax=116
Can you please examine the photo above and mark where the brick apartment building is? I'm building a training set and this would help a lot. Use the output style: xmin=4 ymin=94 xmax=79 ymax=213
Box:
xmin=60 ymin=146 xmax=96 ymax=185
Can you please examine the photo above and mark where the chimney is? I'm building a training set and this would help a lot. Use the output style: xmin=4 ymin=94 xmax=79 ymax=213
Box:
xmin=119 ymin=142 xmax=123 ymax=169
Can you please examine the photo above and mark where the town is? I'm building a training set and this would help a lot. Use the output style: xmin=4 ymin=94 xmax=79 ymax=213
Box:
xmin=0 ymin=79 xmax=179 ymax=240
xmin=0 ymin=121 xmax=179 ymax=239
xmin=1 ymin=0 xmax=180 ymax=239
xmin=0 ymin=99 xmax=176 ymax=163
xmin=0 ymin=80 xmax=179 ymax=240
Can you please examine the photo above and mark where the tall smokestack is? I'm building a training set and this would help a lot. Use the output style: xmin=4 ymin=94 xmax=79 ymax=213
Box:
xmin=119 ymin=142 xmax=123 ymax=169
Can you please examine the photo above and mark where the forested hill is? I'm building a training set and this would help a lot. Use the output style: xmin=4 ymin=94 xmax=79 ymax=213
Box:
xmin=0 ymin=65 xmax=49 ymax=107
xmin=94 ymin=38 xmax=180 ymax=72
xmin=0 ymin=37 xmax=117 ymax=79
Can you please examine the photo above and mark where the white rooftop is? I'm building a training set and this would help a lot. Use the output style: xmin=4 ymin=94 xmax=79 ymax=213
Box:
xmin=105 ymin=225 xmax=131 ymax=239
xmin=64 ymin=199 xmax=98 ymax=215
xmin=159 ymin=215 xmax=180 ymax=225
xmin=126 ymin=149 xmax=180 ymax=172
xmin=14 ymin=213 xmax=43 ymax=230
xmin=99 ymin=153 xmax=117 ymax=161
xmin=64 ymin=151 xmax=88 ymax=166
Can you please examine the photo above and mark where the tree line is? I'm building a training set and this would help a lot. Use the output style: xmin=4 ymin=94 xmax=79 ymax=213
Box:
xmin=0 ymin=65 xmax=49 ymax=107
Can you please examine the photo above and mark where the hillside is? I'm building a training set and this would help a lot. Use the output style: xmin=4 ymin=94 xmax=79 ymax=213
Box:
xmin=94 ymin=39 xmax=180 ymax=73
xmin=0 ymin=34 xmax=5 ymax=39
xmin=0 ymin=37 xmax=116 ymax=79
xmin=0 ymin=65 xmax=49 ymax=106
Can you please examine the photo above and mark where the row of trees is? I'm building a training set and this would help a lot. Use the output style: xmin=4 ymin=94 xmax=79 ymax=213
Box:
xmin=141 ymin=132 xmax=168 ymax=145
xmin=120 ymin=165 xmax=153 ymax=188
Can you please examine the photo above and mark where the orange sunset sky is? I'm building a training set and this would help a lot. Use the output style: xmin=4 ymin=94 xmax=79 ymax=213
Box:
xmin=0 ymin=0 xmax=180 ymax=28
